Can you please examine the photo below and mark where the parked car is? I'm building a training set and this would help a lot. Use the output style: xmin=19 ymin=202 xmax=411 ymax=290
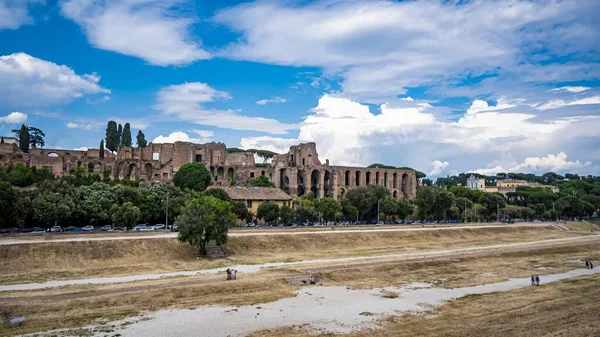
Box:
xmin=50 ymin=226 xmax=62 ymax=232
xmin=134 ymin=224 xmax=148 ymax=231
xmin=245 ymin=222 xmax=256 ymax=228
xmin=139 ymin=225 xmax=156 ymax=231
xmin=153 ymin=224 xmax=166 ymax=230
xmin=82 ymin=225 xmax=94 ymax=231
xmin=100 ymin=225 xmax=113 ymax=231
xmin=31 ymin=227 xmax=45 ymax=233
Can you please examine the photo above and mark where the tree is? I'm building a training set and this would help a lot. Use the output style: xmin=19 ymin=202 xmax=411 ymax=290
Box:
xmin=433 ymin=189 xmax=455 ymax=220
xmin=7 ymin=163 xmax=33 ymax=187
xmin=379 ymin=197 xmax=398 ymax=220
xmin=294 ymin=195 xmax=316 ymax=222
xmin=173 ymin=163 xmax=212 ymax=192
xmin=77 ymin=183 xmax=117 ymax=225
xmin=396 ymin=198 xmax=414 ymax=220
xmin=456 ymin=197 xmax=474 ymax=219
xmin=0 ymin=182 xmax=19 ymax=228
xmin=111 ymin=202 xmax=141 ymax=229
xmin=0 ymin=136 xmax=3 ymax=143
xmin=117 ymin=124 xmax=123 ymax=146
xmin=136 ymin=130 xmax=147 ymax=148
xmin=279 ymin=204 xmax=295 ymax=224
xmin=340 ymin=198 xmax=358 ymax=221
xmin=99 ymin=139 xmax=105 ymax=158
xmin=478 ymin=193 xmax=506 ymax=219
xmin=203 ymin=188 xmax=231 ymax=202
xmin=28 ymin=126 xmax=45 ymax=148
xmin=249 ymin=175 xmax=274 ymax=187
xmin=421 ymin=178 xmax=433 ymax=186
xmin=416 ymin=186 xmax=437 ymax=220
xmin=315 ymin=197 xmax=342 ymax=223
xmin=176 ymin=196 xmax=235 ymax=255
xmin=257 ymin=201 xmax=280 ymax=224
xmin=33 ymin=190 xmax=74 ymax=226
xmin=18 ymin=124 xmax=29 ymax=153
xmin=121 ymin=123 xmax=132 ymax=147
xmin=105 ymin=121 xmax=119 ymax=152
xmin=231 ymin=201 xmax=251 ymax=222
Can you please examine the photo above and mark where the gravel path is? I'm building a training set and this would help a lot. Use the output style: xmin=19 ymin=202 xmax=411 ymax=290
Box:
xmin=1 ymin=234 xmax=598 ymax=294
xmin=0 ymin=223 xmax=550 ymax=246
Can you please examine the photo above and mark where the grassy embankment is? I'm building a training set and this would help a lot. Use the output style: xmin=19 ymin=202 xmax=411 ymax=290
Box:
xmin=0 ymin=225 xmax=592 ymax=285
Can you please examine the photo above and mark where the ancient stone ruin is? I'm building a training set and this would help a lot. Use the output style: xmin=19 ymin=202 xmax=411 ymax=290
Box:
xmin=0 ymin=141 xmax=417 ymax=200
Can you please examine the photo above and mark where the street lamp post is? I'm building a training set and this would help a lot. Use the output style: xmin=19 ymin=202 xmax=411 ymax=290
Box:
xmin=377 ymin=199 xmax=380 ymax=224
xmin=165 ymin=195 xmax=169 ymax=231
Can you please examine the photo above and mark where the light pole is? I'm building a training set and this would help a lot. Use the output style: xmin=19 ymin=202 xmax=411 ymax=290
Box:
xmin=377 ymin=199 xmax=380 ymax=224
xmin=165 ymin=195 xmax=169 ymax=231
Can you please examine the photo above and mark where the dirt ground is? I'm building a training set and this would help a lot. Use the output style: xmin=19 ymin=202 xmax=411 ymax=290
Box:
xmin=0 ymin=226 xmax=589 ymax=285
xmin=1 ymin=243 xmax=599 ymax=336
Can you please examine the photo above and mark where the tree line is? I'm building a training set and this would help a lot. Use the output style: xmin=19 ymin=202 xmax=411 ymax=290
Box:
xmin=104 ymin=121 xmax=147 ymax=153
xmin=4 ymin=125 xmax=46 ymax=153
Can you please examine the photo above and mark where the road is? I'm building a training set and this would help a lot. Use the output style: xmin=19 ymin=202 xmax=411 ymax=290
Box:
xmin=0 ymin=223 xmax=553 ymax=246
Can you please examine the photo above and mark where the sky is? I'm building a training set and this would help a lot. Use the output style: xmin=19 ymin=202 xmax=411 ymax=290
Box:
xmin=0 ymin=0 xmax=599 ymax=178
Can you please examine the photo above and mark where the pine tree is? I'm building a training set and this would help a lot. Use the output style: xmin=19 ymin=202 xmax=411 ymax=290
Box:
xmin=99 ymin=139 xmax=105 ymax=158
xmin=28 ymin=127 xmax=45 ymax=148
xmin=105 ymin=121 xmax=119 ymax=152
xmin=18 ymin=124 xmax=29 ymax=153
xmin=136 ymin=130 xmax=147 ymax=148
xmin=117 ymin=124 xmax=123 ymax=146
xmin=122 ymin=123 xmax=132 ymax=147
xmin=0 ymin=136 xmax=4 ymax=144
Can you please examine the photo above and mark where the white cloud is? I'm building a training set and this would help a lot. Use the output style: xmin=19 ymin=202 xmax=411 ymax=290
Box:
xmin=0 ymin=53 xmax=110 ymax=107
xmin=191 ymin=129 xmax=214 ymax=138
xmin=430 ymin=160 xmax=449 ymax=176
xmin=241 ymin=94 xmax=600 ymax=174
xmin=73 ymin=146 xmax=90 ymax=151
xmin=86 ymin=95 xmax=110 ymax=105
xmin=0 ymin=0 xmax=42 ymax=30
xmin=60 ymin=0 xmax=210 ymax=66
xmin=152 ymin=131 xmax=210 ymax=144
xmin=155 ymin=82 xmax=296 ymax=134
xmin=0 ymin=111 xmax=27 ymax=123
xmin=66 ymin=122 xmax=94 ymax=130
xmin=256 ymin=97 xmax=286 ymax=105
xmin=215 ymin=0 xmax=598 ymax=102
xmin=536 ymin=95 xmax=600 ymax=110
xmin=551 ymin=86 xmax=591 ymax=94
xmin=474 ymin=152 xmax=593 ymax=175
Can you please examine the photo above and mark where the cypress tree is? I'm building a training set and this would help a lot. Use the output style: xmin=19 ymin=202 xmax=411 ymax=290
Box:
xmin=122 ymin=123 xmax=132 ymax=147
xmin=117 ymin=124 xmax=123 ymax=146
xmin=136 ymin=130 xmax=147 ymax=148
xmin=99 ymin=139 xmax=105 ymax=158
xmin=105 ymin=121 xmax=118 ymax=152
xmin=0 ymin=136 xmax=4 ymax=143
xmin=18 ymin=124 xmax=29 ymax=153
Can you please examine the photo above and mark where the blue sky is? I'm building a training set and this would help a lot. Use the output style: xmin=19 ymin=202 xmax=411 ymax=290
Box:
xmin=0 ymin=0 xmax=599 ymax=178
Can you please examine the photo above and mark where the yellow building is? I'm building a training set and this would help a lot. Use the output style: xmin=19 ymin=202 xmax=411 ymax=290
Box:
xmin=218 ymin=186 xmax=293 ymax=215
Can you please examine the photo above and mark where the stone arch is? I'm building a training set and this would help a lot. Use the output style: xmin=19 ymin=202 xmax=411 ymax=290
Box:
xmin=324 ymin=170 xmax=331 ymax=196
xmin=128 ymin=163 xmax=138 ymax=180
xmin=307 ymin=154 xmax=312 ymax=165
xmin=355 ymin=171 xmax=361 ymax=187
xmin=47 ymin=152 xmax=59 ymax=158
xmin=217 ymin=167 xmax=224 ymax=179
xmin=384 ymin=172 xmax=388 ymax=188
xmin=376 ymin=172 xmax=380 ymax=185
xmin=340 ymin=188 xmax=346 ymax=199
xmin=279 ymin=168 xmax=286 ymax=189
xmin=298 ymin=185 xmax=305 ymax=196
xmin=145 ymin=163 xmax=153 ymax=176
xmin=210 ymin=166 xmax=215 ymax=176
xmin=227 ymin=167 xmax=234 ymax=180
xmin=310 ymin=169 xmax=320 ymax=197
xmin=345 ymin=170 xmax=350 ymax=187
xmin=393 ymin=190 xmax=398 ymax=199
xmin=261 ymin=170 xmax=266 ymax=176
xmin=393 ymin=172 xmax=398 ymax=188
xmin=402 ymin=173 xmax=409 ymax=197
xmin=366 ymin=171 xmax=371 ymax=185
xmin=115 ymin=161 xmax=125 ymax=179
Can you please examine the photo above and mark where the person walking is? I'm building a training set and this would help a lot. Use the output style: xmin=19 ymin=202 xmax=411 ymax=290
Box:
xmin=585 ymin=260 xmax=589 ymax=268
xmin=531 ymin=275 xmax=535 ymax=286
xmin=535 ymin=275 xmax=540 ymax=286
xmin=590 ymin=261 xmax=594 ymax=269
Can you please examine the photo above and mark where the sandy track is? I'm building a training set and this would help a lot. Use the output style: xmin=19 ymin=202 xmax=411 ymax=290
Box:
xmin=0 ymin=223 xmax=551 ymax=246
xmin=1 ymin=235 xmax=598 ymax=302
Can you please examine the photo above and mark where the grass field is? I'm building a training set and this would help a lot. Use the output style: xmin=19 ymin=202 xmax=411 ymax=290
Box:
xmin=1 ymin=243 xmax=599 ymax=336
xmin=0 ymin=226 xmax=587 ymax=285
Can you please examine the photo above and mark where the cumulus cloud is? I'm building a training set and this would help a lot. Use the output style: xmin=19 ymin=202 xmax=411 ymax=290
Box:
xmin=191 ymin=129 xmax=214 ymax=138
xmin=474 ymin=152 xmax=593 ymax=175
xmin=0 ymin=0 xmax=43 ymax=30
xmin=0 ymin=111 xmax=27 ymax=123
xmin=0 ymin=53 xmax=110 ymax=107
xmin=240 ymin=94 xmax=600 ymax=174
xmin=430 ymin=160 xmax=449 ymax=176
xmin=215 ymin=0 xmax=599 ymax=102
xmin=60 ymin=0 xmax=210 ymax=66
xmin=536 ymin=95 xmax=600 ymax=110
xmin=256 ymin=97 xmax=286 ymax=105
xmin=155 ymin=82 xmax=296 ymax=134
xmin=152 ymin=131 xmax=211 ymax=144
xmin=85 ymin=95 xmax=110 ymax=105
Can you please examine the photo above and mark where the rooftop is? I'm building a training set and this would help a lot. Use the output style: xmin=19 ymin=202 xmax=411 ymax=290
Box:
xmin=217 ymin=186 xmax=293 ymax=201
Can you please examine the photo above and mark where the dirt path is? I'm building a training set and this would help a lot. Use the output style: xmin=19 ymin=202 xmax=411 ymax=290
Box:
xmin=2 ymin=237 xmax=598 ymax=303
xmin=0 ymin=223 xmax=551 ymax=246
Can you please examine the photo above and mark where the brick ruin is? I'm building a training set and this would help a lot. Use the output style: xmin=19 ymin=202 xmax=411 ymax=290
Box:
xmin=0 ymin=141 xmax=417 ymax=200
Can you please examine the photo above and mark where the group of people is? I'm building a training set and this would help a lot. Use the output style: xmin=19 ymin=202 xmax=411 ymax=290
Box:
xmin=585 ymin=260 xmax=594 ymax=269
xmin=530 ymin=275 xmax=540 ymax=286
xmin=226 ymin=268 xmax=237 ymax=281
